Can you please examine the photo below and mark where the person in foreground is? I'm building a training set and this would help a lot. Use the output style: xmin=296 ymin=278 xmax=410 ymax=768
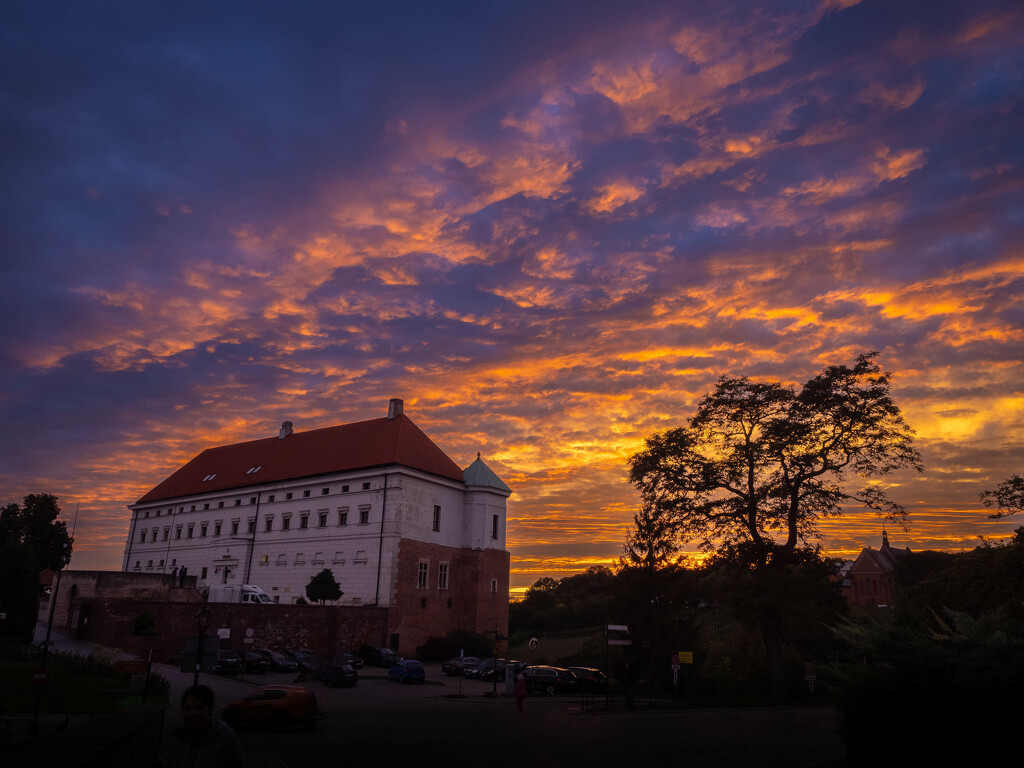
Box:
xmin=168 ymin=684 xmax=246 ymax=768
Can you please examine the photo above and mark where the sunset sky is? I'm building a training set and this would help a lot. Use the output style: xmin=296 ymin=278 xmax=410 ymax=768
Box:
xmin=3 ymin=0 xmax=1023 ymax=595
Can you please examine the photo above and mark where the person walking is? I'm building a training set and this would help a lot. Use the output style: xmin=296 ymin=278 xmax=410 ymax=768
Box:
xmin=514 ymin=673 xmax=527 ymax=714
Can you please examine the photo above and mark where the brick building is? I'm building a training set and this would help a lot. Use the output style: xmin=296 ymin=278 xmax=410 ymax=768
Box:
xmin=120 ymin=398 xmax=511 ymax=654
xmin=843 ymin=530 xmax=911 ymax=608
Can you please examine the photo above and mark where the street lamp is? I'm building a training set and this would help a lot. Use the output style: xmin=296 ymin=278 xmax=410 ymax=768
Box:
xmin=194 ymin=606 xmax=212 ymax=685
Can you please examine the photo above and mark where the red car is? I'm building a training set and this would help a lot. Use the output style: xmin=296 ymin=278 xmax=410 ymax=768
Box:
xmin=222 ymin=685 xmax=324 ymax=730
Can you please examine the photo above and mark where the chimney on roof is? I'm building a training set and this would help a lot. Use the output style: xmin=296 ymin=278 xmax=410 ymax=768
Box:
xmin=279 ymin=420 xmax=293 ymax=439
xmin=387 ymin=398 xmax=404 ymax=420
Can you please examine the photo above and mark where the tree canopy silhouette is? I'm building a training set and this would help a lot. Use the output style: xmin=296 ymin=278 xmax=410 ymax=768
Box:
xmin=980 ymin=473 xmax=1024 ymax=518
xmin=627 ymin=353 xmax=922 ymax=569
xmin=305 ymin=568 xmax=342 ymax=604
xmin=0 ymin=493 xmax=73 ymax=572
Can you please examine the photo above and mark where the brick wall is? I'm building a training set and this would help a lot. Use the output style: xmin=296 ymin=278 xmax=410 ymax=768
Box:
xmin=81 ymin=599 xmax=389 ymax=663
xmin=390 ymin=539 xmax=509 ymax=655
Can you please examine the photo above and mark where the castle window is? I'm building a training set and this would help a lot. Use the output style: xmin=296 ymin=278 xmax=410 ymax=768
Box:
xmin=231 ymin=520 xmax=239 ymax=535
xmin=362 ymin=482 xmax=370 ymax=490
xmin=247 ymin=519 xmax=255 ymax=533
xmin=438 ymin=562 xmax=449 ymax=590
xmin=200 ymin=523 xmax=207 ymax=537
xmin=218 ymin=501 xmax=224 ymax=508
xmin=341 ymin=485 xmax=349 ymax=493
xmin=313 ymin=552 xmax=324 ymax=564
xmin=338 ymin=508 xmax=348 ymax=526
xmin=303 ymin=490 xmax=310 ymax=498
xmin=214 ymin=521 xmax=222 ymax=536
xmin=265 ymin=516 xmax=273 ymax=532
xmin=267 ymin=495 xmax=275 ymax=503
xmin=299 ymin=514 xmax=308 ymax=529
xmin=235 ymin=499 xmax=241 ymax=506
xmin=359 ymin=506 xmax=370 ymax=525
xmin=355 ymin=549 xmax=366 ymax=563
xmin=163 ymin=527 xmax=170 ymax=541
xmin=432 ymin=505 xmax=441 ymax=532
xmin=203 ymin=503 xmax=209 ymax=511
xmin=285 ymin=492 xmax=293 ymax=500
xmin=490 ymin=579 xmax=498 ymax=593
xmin=417 ymin=561 xmax=428 ymax=589
xmin=175 ymin=526 xmax=183 ymax=540
xmin=139 ymin=530 xmax=147 ymax=543
xmin=322 ymin=488 xmax=330 ymax=495
xmin=318 ymin=512 xmax=327 ymax=528
xmin=492 ymin=514 xmax=499 ymax=540
xmin=282 ymin=515 xmax=291 ymax=531
xmin=187 ymin=524 xmax=194 ymax=538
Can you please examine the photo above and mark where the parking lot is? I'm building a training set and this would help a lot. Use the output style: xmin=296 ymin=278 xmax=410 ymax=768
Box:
xmin=159 ymin=663 xmax=845 ymax=767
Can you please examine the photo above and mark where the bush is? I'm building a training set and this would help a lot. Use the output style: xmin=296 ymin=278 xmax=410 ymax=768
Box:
xmin=416 ymin=630 xmax=492 ymax=661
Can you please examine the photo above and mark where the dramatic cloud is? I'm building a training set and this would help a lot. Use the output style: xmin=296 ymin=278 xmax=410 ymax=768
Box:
xmin=2 ymin=0 xmax=1022 ymax=593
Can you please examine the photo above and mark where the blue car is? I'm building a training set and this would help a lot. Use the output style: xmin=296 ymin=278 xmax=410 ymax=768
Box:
xmin=388 ymin=659 xmax=426 ymax=684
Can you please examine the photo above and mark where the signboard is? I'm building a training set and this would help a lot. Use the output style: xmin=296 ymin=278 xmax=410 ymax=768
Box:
xmin=606 ymin=624 xmax=632 ymax=646
xmin=678 ymin=651 xmax=694 ymax=664
xmin=217 ymin=628 xmax=231 ymax=639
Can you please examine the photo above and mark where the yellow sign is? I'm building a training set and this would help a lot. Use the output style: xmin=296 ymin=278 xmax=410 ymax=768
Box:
xmin=678 ymin=651 xmax=694 ymax=664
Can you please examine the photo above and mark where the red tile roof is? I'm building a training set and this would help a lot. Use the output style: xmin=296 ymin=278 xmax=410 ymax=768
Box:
xmin=136 ymin=415 xmax=465 ymax=504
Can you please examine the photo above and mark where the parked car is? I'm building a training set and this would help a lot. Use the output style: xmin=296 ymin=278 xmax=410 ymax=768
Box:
xmin=222 ymin=685 xmax=324 ymax=730
xmin=255 ymin=649 xmax=299 ymax=673
xmin=320 ymin=663 xmax=359 ymax=688
xmin=388 ymin=659 xmax=426 ymax=684
xmin=241 ymin=652 xmax=271 ymax=674
xmin=521 ymin=665 xmax=580 ymax=695
xmin=285 ymin=649 xmax=320 ymax=672
xmin=334 ymin=651 xmax=364 ymax=670
xmin=568 ymin=667 xmax=607 ymax=689
xmin=358 ymin=645 xmax=401 ymax=668
xmin=214 ymin=649 xmax=243 ymax=676
xmin=477 ymin=658 xmax=508 ymax=682
xmin=441 ymin=656 xmax=480 ymax=676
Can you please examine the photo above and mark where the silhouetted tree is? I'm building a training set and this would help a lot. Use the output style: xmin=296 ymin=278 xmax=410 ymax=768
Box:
xmin=628 ymin=353 xmax=922 ymax=568
xmin=0 ymin=493 xmax=73 ymax=572
xmin=0 ymin=540 xmax=41 ymax=643
xmin=305 ymin=569 xmax=342 ymax=604
xmin=980 ymin=473 xmax=1024 ymax=518
xmin=622 ymin=502 xmax=681 ymax=570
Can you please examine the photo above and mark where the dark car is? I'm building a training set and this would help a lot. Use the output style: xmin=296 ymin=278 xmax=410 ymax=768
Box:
xmin=285 ymin=649 xmax=320 ymax=672
xmin=256 ymin=649 xmax=299 ymax=673
xmin=213 ymin=649 xmax=243 ymax=676
xmin=442 ymin=656 xmax=480 ymax=676
xmin=222 ymin=685 xmax=324 ymax=730
xmin=476 ymin=658 xmax=509 ymax=682
xmin=568 ymin=667 xmax=607 ymax=689
xmin=358 ymin=645 xmax=401 ymax=668
xmin=388 ymin=659 xmax=426 ymax=684
xmin=241 ymin=652 xmax=271 ymax=674
xmin=320 ymin=663 xmax=358 ymax=688
xmin=335 ymin=651 xmax=364 ymax=670
xmin=522 ymin=665 xmax=580 ymax=695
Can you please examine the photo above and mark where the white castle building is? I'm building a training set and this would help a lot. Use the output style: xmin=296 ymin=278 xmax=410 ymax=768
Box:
xmin=121 ymin=399 xmax=511 ymax=648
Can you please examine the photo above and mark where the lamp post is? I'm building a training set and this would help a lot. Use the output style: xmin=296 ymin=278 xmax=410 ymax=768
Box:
xmin=194 ymin=606 xmax=212 ymax=685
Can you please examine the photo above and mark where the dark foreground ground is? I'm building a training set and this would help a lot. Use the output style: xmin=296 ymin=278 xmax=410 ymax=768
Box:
xmin=16 ymin=618 xmax=846 ymax=768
